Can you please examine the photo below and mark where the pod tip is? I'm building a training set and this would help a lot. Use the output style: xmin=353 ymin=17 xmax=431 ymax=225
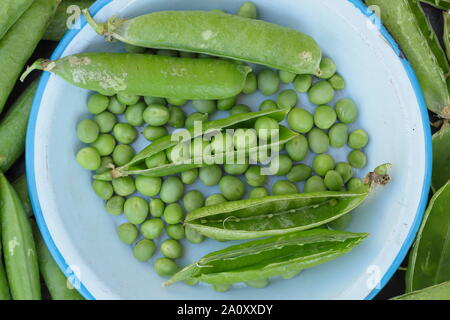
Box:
xmin=20 ymin=59 xmax=49 ymax=82
xmin=83 ymin=8 xmax=106 ymax=36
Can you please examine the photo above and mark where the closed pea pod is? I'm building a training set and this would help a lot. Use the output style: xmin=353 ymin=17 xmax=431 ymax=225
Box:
xmin=0 ymin=0 xmax=35 ymax=39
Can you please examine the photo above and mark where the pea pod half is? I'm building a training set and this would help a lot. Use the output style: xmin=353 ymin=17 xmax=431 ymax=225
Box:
xmin=165 ymin=229 xmax=368 ymax=286
xmin=21 ymin=53 xmax=251 ymax=100
xmin=185 ymin=189 xmax=369 ymax=241
xmin=84 ymin=10 xmax=321 ymax=75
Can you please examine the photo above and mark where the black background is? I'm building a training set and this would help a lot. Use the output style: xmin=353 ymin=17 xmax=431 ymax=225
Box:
xmin=2 ymin=2 xmax=444 ymax=300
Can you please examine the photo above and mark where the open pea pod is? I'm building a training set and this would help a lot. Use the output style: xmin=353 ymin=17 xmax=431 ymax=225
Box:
xmin=392 ymin=281 xmax=450 ymax=300
xmin=165 ymin=229 xmax=368 ymax=286
xmin=123 ymin=125 xmax=297 ymax=177
xmin=431 ymin=123 xmax=450 ymax=192
xmin=185 ymin=188 xmax=369 ymax=241
xmin=406 ymin=180 xmax=450 ymax=292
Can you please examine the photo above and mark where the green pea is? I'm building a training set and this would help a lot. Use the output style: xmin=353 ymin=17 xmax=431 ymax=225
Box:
xmin=124 ymin=197 xmax=149 ymax=224
xmin=76 ymin=147 xmax=101 ymax=171
xmin=249 ymin=187 xmax=269 ymax=198
xmin=269 ymin=154 xmax=293 ymax=176
xmin=205 ymin=194 xmax=227 ymax=206
xmin=313 ymin=154 xmax=335 ymax=176
xmin=94 ymin=111 xmax=117 ymax=133
xmin=308 ymin=81 xmax=334 ymax=105
xmin=77 ymin=119 xmax=99 ymax=144
xmin=254 ymin=116 xmax=279 ymax=139
xmin=105 ymin=195 xmax=125 ymax=215
xmin=335 ymin=162 xmax=353 ymax=183
xmin=185 ymin=226 xmax=205 ymax=244
xmin=304 ymin=176 xmax=326 ymax=193
xmin=199 ymin=165 xmax=222 ymax=186
xmin=277 ymin=89 xmax=298 ymax=109
xmin=245 ymin=166 xmax=267 ymax=187
xmin=113 ymin=123 xmax=137 ymax=144
xmin=348 ymin=129 xmax=369 ymax=149
xmin=166 ymin=97 xmax=187 ymax=106
xmin=91 ymin=134 xmax=116 ymax=156
xmin=107 ymin=96 xmax=126 ymax=114
xmin=92 ymin=180 xmax=113 ymax=200
xmin=154 ymin=258 xmax=179 ymax=277
xmin=181 ymin=168 xmax=198 ymax=185
xmin=141 ymin=218 xmax=164 ymax=239
xmin=259 ymin=99 xmax=278 ymax=112
xmin=143 ymin=125 xmax=167 ymax=141
xmin=293 ymin=74 xmax=313 ymax=93
xmin=272 ymin=180 xmax=298 ymax=195
xmin=243 ymin=72 xmax=257 ymax=94
xmin=167 ymin=106 xmax=186 ymax=128
xmin=288 ymin=108 xmax=314 ymax=133
xmin=217 ymin=96 xmax=237 ymax=110
xmin=116 ymin=223 xmax=138 ymax=244
xmin=135 ymin=176 xmax=161 ymax=197
xmin=149 ymin=198 xmax=165 ymax=218
xmin=163 ymin=203 xmax=184 ymax=224
xmin=317 ymin=57 xmax=337 ymax=79
xmin=224 ymin=163 xmax=249 ymax=175
xmin=117 ymin=93 xmax=140 ymax=105
xmin=328 ymin=214 xmax=352 ymax=230
xmin=219 ymin=176 xmax=246 ymax=200
xmin=233 ymin=128 xmax=257 ymax=150
xmin=314 ymin=105 xmax=337 ymax=130
xmin=258 ymin=69 xmax=279 ymax=96
xmin=287 ymin=164 xmax=312 ymax=182
xmin=112 ymin=176 xmax=135 ymax=197
xmin=286 ymin=134 xmax=308 ymax=161
xmin=329 ymin=123 xmax=348 ymax=148
xmin=279 ymin=70 xmax=296 ymax=84
xmin=96 ymin=156 xmax=114 ymax=174
xmin=112 ymin=144 xmax=135 ymax=166
xmin=87 ymin=93 xmax=109 ymax=114
xmin=374 ymin=163 xmax=392 ymax=176
xmin=133 ymin=239 xmax=156 ymax=262
xmin=237 ymin=1 xmax=257 ymax=18
xmin=230 ymin=104 xmax=251 ymax=115
xmin=145 ymin=151 xmax=168 ymax=168
xmin=124 ymin=43 xmax=146 ymax=53
xmin=185 ymin=112 xmax=208 ymax=129
xmin=335 ymin=99 xmax=358 ymax=123
xmin=347 ymin=178 xmax=364 ymax=191
xmin=143 ymin=104 xmax=170 ymax=126
xmin=160 ymin=239 xmax=183 ymax=259
xmin=329 ymin=74 xmax=345 ymax=90
xmin=308 ymin=128 xmax=330 ymax=154
xmin=192 ymin=100 xmax=216 ymax=114
xmin=212 ymin=284 xmax=231 ymax=292
xmin=246 ymin=279 xmax=269 ymax=288
xmin=348 ymin=150 xmax=367 ymax=168
xmin=183 ymin=190 xmax=205 ymax=212
xmin=144 ymin=96 xmax=166 ymax=105
xmin=160 ymin=177 xmax=184 ymax=204
xmin=324 ymin=170 xmax=344 ymax=191
xmin=166 ymin=224 xmax=185 ymax=240
xmin=125 ymin=101 xmax=146 ymax=127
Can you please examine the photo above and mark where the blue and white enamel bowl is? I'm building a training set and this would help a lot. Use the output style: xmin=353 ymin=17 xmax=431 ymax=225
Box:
xmin=27 ymin=0 xmax=431 ymax=300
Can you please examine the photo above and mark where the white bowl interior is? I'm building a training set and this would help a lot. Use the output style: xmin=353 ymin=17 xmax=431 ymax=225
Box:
xmin=29 ymin=0 xmax=429 ymax=299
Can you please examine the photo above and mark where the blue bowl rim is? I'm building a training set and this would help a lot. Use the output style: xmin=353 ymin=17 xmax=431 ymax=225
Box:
xmin=26 ymin=0 xmax=432 ymax=300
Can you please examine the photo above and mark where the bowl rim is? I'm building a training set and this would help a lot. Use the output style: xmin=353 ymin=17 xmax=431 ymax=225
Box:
xmin=26 ymin=0 xmax=432 ymax=300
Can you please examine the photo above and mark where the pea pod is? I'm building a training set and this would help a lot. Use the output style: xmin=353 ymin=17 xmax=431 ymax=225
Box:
xmin=0 ymin=171 xmax=40 ymax=300
xmin=123 ymin=125 xmax=298 ymax=177
xmin=431 ymin=123 xmax=450 ymax=192
xmin=0 ymin=0 xmax=35 ymax=39
xmin=83 ymin=10 xmax=321 ymax=75
xmin=392 ymin=281 xmax=450 ymax=300
xmin=164 ymin=229 xmax=368 ymax=286
xmin=22 ymin=53 xmax=251 ymax=100
xmin=0 ymin=242 xmax=11 ymax=300
xmin=366 ymin=0 xmax=450 ymax=118
xmin=185 ymin=188 xmax=369 ymax=241
xmin=406 ymin=181 xmax=450 ymax=292
xmin=31 ymin=221 xmax=84 ymax=300
xmin=0 ymin=0 xmax=60 ymax=114
xmin=12 ymin=175 xmax=33 ymax=218
xmin=444 ymin=11 xmax=450 ymax=62
xmin=0 ymin=80 xmax=38 ymax=172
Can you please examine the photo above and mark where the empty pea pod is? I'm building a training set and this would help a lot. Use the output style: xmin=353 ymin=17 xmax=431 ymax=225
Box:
xmin=164 ymin=229 xmax=367 ymax=286
xmin=184 ymin=188 xmax=369 ymax=241
xmin=83 ymin=10 xmax=321 ymax=74
xmin=21 ymin=53 xmax=251 ymax=100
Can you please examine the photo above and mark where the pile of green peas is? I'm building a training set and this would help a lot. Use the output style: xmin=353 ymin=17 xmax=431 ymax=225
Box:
xmin=74 ymin=1 xmax=370 ymax=291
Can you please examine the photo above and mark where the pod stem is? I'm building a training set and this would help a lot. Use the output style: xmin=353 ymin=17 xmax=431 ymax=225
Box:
xmin=83 ymin=9 xmax=107 ymax=37
xmin=20 ymin=59 xmax=51 ymax=82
